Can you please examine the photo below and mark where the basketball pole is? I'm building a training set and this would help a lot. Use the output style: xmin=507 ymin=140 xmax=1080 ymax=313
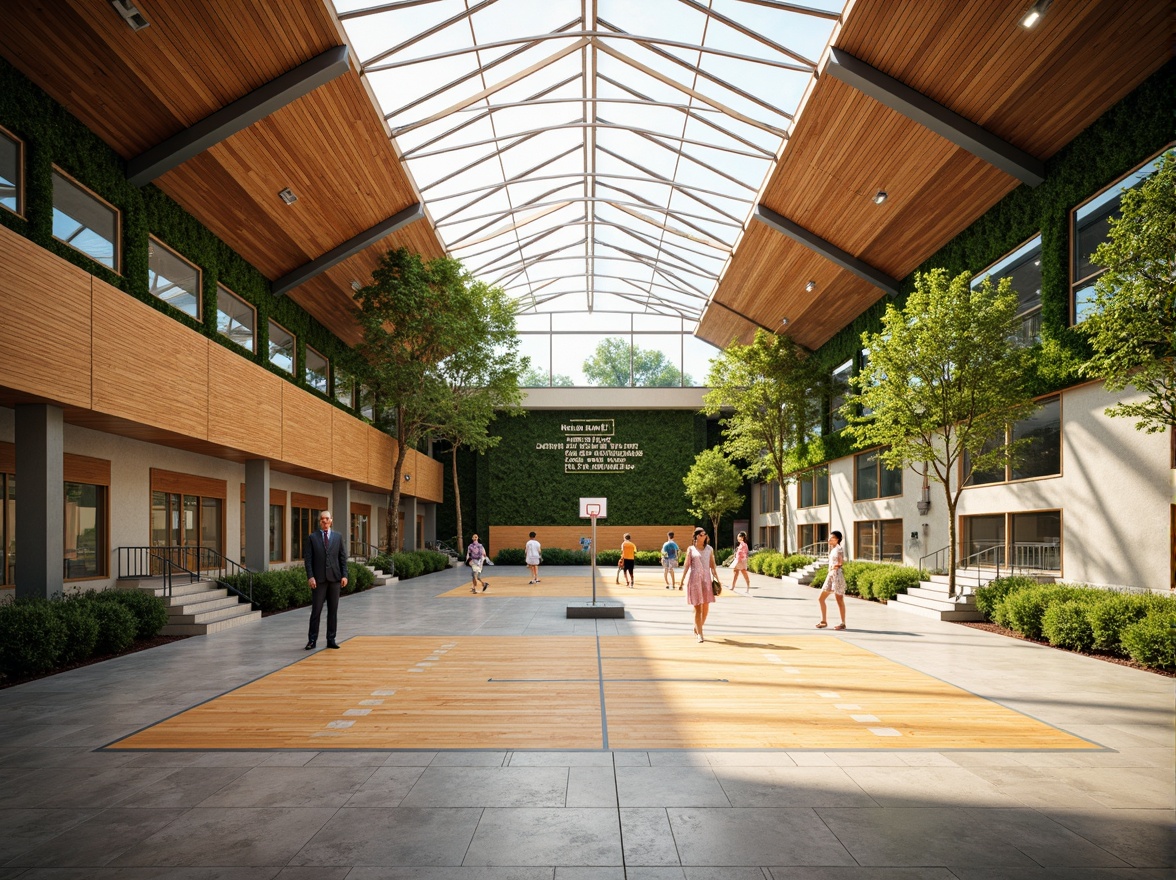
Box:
xmin=590 ymin=513 xmax=598 ymax=604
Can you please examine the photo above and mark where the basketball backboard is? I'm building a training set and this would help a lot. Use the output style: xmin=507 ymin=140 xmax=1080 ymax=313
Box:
xmin=579 ymin=497 xmax=607 ymax=518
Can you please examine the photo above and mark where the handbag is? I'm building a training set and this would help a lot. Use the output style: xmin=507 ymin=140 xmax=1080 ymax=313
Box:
xmin=711 ymin=577 xmax=722 ymax=596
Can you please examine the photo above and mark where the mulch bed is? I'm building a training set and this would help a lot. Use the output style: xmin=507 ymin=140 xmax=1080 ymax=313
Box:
xmin=955 ymin=620 xmax=1175 ymax=678
xmin=0 ymin=634 xmax=192 ymax=690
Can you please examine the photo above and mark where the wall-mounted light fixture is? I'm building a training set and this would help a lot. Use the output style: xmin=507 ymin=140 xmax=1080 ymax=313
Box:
xmin=872 ymin=190 xmax=888 ymax=205
xmin=349 ymin=280 xmax=362 ymax=292
xmin=110 ymin=0 xmax=150 ymax=31
xmin=403 ymin=473 xmax=412 ymax=482
xmin=278 ymin=188 xmax=298 ymax=205
xmin=804 ymin=280 xmax=816 ymax=292
xmin=1020 ymin=0 xmax=1051 ymax=28
xmin=780 ymin=316 xmax=790 ymax=326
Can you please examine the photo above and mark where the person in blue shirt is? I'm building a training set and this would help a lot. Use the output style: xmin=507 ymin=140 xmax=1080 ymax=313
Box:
xmin=661 ymin=531 xmax=680 ymax=589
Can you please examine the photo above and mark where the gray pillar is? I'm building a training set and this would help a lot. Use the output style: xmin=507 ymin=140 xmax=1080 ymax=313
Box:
xmin=244 ymin=459 xmax=270 ymax=571
xmin=332 ymin=481 xmax=351 ymax=556
xmin=15 ymin=404 xmax=64 ymax=599
xmin=423 ymin=503 xmax=436 ymax=549
xmin=401 ymin=494 xmax=419 ymax=551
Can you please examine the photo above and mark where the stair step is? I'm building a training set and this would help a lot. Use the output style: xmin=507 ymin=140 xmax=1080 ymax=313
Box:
xmin=169 ymin=602 xmax=255 ymax=626
xmin=167 ymin=594 xmax=240 ymax=616
xmin=888 ymin=600 xmax=986 ymax=622
xmin=161 ymin=609 xmax=262 ymax=636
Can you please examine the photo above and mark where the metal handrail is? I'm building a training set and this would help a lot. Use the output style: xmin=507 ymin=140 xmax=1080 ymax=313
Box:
xmin=918 ymin=541 xmax=1062 ymax=583
xmin=918 ymin=544 xmax=950 ymax=575
xmin=349 ymin=541 xmax=383 ymax=562
xmin=116 ymin=546 xmax=254 ymax=607
xmin=798 ymin=541 xmax=828 ymax=559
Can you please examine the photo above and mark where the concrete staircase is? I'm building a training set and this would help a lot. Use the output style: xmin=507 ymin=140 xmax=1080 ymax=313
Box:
xmin=363 ymin=561 xmax=397 ymax=586
xmin=891 ymin=571 xmax=992 ymax=621
xmin=120 ymin=577 xmax=261 ymax=635
xmin=781 ymin=556 xmax=828 ymax=588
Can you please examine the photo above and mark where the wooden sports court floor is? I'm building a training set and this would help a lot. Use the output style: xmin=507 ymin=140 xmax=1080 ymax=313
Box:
xmin=106 ymin=633 xmax=1099 ymax=753
xmin=439 ymin=571 xmax=751 ymax=597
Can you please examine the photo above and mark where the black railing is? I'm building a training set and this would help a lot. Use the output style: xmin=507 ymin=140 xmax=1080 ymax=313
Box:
xmin=117 ymin=546 xmax=254 ymax=607
xmin=349 ymin=541 xmax=382 ymax=562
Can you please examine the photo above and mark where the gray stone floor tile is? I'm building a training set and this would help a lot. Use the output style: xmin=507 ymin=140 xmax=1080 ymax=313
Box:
xmin=705 ymin=751 xmax=798 ymax=767
xmin=567 ymin=766 xmax=618 ymax=807
xmin=341 ymin=765 xmax=427 ymax=806
xmin=766 ymin=870 xmax=957 ymax=879
xmin=304 ymin=751 xmax=390 ymax=766
xmin=257 ymin=751 xmax=318 ymax=767
xmin=555 ymin=870 xmax=626 ymax=880
xmin=715 ymin=765 xmax=877 ymax=808
xmin=0 ymin=746 xmax=138 ymax=770
xmin=0 ymin=808 xmax=96 ymax=863
xmin=1043 ymin=808 xmax=1176 ymax=867
xmin=402 ymin=766 xmax=570 ymax=807
xmin=508 ymin=750 xmax=614 ymax=766
xmin=381 ymin=750 xmax=439 ymax=765
xmin=289 ymin=806 xmax=481 ymax=866
xmin=197 ymin=765 xmax=376 ymax=808
xmin=347 ymin=869 xmax=552 ymax=880
xmin=615 ymin=766 xmax=729 ymax=807
xmin=613 ymin=752 xmax=651 ymax=766
xmin=1042 ymin=768 xmax=1175 ymax=810
xmin=615 ymin=870 xmax=687 ymax=880
xmin=429 ymin=750 xmax=509 ymax=766
xmin=619 ymin=807 xmax=679 ymax=866
xmin=839 ymin=766 xmax=1025 ymax=808
xmin=786 ymin=753 xmax=837 ymax=767
xmin=7 ymin=869 xmax=285 ymax=879
xmin=271 ymin=868 xmax=351 ymax=880
xmin=5 ymin=806 xmax=189 ymax=867
xmin=948 ymin=868 xmax=1175 ymax=880
xmin=959 ymin=806 xmax=1133 ymax=867
xmin=667 ymin=807 xmax=855 ymax=866
xmin=10 ymin=766 xmax=174 ymax=809
xmin=465 ymin=807 xmax=622 ymax=867
xmin=109 ymin=807 xmax=337 ymax=867
xmin=115 ymin=766 xmax=253 ymax=809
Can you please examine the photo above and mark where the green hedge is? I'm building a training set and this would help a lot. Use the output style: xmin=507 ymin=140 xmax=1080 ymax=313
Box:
xmin=492 ymin=547 xmax=594 ymax=565
xmin=1120 ymin=608 xmax=1176 ymax=670
xmin=92 ymin=588 xmax=169 ymax=639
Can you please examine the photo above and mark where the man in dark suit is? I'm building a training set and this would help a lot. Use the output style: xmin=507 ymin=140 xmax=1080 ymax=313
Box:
xmin=303 ymin=510 xmax=348 ymax=650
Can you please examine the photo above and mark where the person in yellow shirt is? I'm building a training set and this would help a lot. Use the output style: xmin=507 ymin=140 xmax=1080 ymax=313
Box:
xmin=621 ymin=534 xmax=637 ymax=588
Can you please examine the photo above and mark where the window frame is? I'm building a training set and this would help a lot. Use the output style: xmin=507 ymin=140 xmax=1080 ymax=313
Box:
xmin=0 ymin=125 xmax=24 ymax=218
xmin=829 ymin=358 xmax=853 ymax=432
xmin=267 ymin=319 xmax=296 ymax=376
xmin=51 ymin=166 xmax=121 ymax=273
xmin=215 ymin=283 xmax=256 ymax=353
xmin=797 ymin=468 xmax=828 ymax=509
xmin=854 ymin=518 xmax=903 ymax=563
xmin=973 ymin=233 xmax=1043 ymax=346
xmin=305 ymin=345 xmax=329 ymax=393
xmin=147 ymin=235 xmax=202 ymax=319
xmin=853 ymin=448 xmax=903 ymax=501
xmin=963 ymin=394 xmax=1062 ymax=487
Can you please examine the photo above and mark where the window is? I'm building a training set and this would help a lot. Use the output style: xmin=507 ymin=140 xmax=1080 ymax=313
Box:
xmin=797 ymin=469 xmax=828 ymax=508
xmin=359 ymin=385 xmax=375 ymax=421
xmin=64 ymin=482 xmax=106 ymax=579
xmin=855 ymin=449 xmax=902 ymax=500
xmin=798 ymin=522 xmax=828 ymax=551
xmin=856 ymin=518 xmax=902 ymax=562
xmin=268 ymin=320 xmax=295 ymax=375
xmin=759 ymin=481 xmax=780 ymax=514
xmin=1072 ymin=149 xmax=1172 ymax=322
xmin=291 ymin=496 xmax=327 ymax=559
xmin=147 ymin=237 xmax=200 ymax=318
xmin=830 ymin=359 xmax=852 ymax=431
xmin=216 ymin=284 xmax=255 ymax=352
xmin=974 ymin=235 xmax=1042 ymax=346
xmin=52 ymin=169 xmax=119 ymax=270
xmin=269 ymin=502 xmax=285 ymax=563
xmin=963 ymin=511 xmax=1060 ymax=572
xmin=305 ymin=346 xmax=329 ymax=393
xmin=334 ymin=370 xmax=354 ymax=408
xmin=0 ymin=127 xmax=22 ymax=215
xmin=965 ymin=395 xmax=1061 ymax=485
xmin=0 ymin=473 xmax=13 ymax=585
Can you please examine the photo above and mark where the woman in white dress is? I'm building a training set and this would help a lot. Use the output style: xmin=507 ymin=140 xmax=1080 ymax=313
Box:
xmin=816 ymin=530 xmax=847 ymax=630
xmin=524 ymin=531 xmax=542 ymax=584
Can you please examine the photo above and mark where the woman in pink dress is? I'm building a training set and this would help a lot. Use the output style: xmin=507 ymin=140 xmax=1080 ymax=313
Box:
xmin=678 ymin=527 xmax=720 ymax=643
xmin=730 ymin=530 xmax=750 ymax=594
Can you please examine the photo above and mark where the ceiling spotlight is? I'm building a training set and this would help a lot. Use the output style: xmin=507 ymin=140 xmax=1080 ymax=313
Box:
xmin=805 ymin=280 xmax=816 ymax=293
xmin=872 ymin=190 xmax=888 ymax=205
xmin=109 ymin=0 xmax=150 ymax=31
xmin=1020 ymin=0 xmax=1051 ymax=28
xmin=278 ymin=187 xmax=298 ymax=205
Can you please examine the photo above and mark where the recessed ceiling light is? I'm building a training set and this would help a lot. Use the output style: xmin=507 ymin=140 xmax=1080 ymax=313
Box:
xmin=1020 ymin=0 xmax=1051 ymax=28
xmin=805 ymin=280 xmax=816 ymax=293
xmin=278 ymin=188 xmax=298 ymax=205
xmin=109 ymin=0 xmax=149 ymax=31
xmin=872 ymin=190 xmax=888 ymax=205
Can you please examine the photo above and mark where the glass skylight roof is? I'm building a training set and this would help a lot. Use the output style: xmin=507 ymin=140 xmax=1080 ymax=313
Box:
xmin=336 ymin=0 xmax=846 ymax=331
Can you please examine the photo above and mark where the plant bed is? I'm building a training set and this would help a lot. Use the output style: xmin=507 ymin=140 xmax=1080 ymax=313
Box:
xmin=0 ymin=633 xmax=191 ymax=690
xmin=956 ymin=620 xmax=1175 ymax=678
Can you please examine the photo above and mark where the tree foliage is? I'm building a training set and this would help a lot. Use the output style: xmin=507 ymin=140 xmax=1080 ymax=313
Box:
xmin=1078 ymin=150 xmax=1176 ymax=433
xmin=682 ymin=448 xmax=744 ymax=546
xmin=583 ymin=337 xmax=690 ymax=387
xmin=702 ymin=329 xmax=823 ymax=551
xmin=847 ymin=268 xmax=1037 ymax=593
xmin=520 ymin=364 xmax=574 ymax=387
xmin=353 ymin=247 xmax=484 ymax=552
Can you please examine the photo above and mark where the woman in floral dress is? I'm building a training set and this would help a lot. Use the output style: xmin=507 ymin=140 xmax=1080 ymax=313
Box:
xmin=679 ymin=527 xmax=720 ymax=643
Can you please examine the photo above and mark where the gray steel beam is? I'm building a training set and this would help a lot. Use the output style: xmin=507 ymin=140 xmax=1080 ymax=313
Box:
xmin=826 ymin=48 xmax=1045 ymax=186
xmin=128 ymin=46 xmax=351 ymax=187
xmin=752 ymin=204 xmax=899 ymax=296
xmin=272 ymin=203 xmax=424 ymax=297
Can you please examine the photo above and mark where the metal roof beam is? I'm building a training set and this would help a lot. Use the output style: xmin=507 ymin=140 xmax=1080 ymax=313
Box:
xmin=128 ymin=46 xmax=350 ymax=187
xmin=752 ymin=204 xmax=899 ymax=296
xmin=272 ymin=203 xmax=424 ymax=297
xmin=826 ymin=48 xmax=1045 ymax=186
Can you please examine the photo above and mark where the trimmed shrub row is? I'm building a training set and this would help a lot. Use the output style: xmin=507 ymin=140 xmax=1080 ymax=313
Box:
xmin=0 ymin=589 xmax=169 ymax=680
xmin=806 ymin=561 xmax=925 ymax=602
xmin=369 ymin=551 xmax=449 ymax=582
xmin=494 ymin=547 xmax=595 ymax=566
xmin=748 ymin=551 xmax=815 ymax=578
xmin=223 ymin=560 xmax=379 ymax=614
xmin=975 ymin=577 xmax=1176 ymax=670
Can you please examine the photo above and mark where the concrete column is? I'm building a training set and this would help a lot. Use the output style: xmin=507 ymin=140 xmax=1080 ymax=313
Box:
xmin=401 ymin=494 xmax=419 ymax=551
xmin=244 ymin=459 xmax=270 ymax=571
xmin=423 ymin=503 xmax=436 ymax=549
xmin=332 ymin=481 xmax=351 ymax=556
xmin=15 ymin=404 xmax=64 ymax=599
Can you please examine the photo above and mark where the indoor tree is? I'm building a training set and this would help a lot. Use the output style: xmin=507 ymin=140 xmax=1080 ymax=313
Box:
xmin=583 ymin=337 xmax=691 ymax=387
xmin=702 ymin=329 xmax=823 ymax=553
xmin=847 ymin=268 xmax=1037 ymax=595
xmin=1078 ymin=150 xmax=1175 ymax=433
xmin=682 ymin=447 xmax=744 ymax=548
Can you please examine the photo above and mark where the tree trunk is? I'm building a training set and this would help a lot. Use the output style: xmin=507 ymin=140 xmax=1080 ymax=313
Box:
xmin=451 ymin=445 xmax=464 ymax=554
xmin=710 ymin=514 xmax=721 ymax=549
xmin=386 ymin=403 xmax=408 ymax=553
xmin=945 ymin=494 xmax=957 ymax=598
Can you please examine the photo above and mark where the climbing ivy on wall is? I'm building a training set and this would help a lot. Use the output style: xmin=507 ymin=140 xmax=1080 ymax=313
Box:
xmin=0 ymin=58 xmax=355 ymax=409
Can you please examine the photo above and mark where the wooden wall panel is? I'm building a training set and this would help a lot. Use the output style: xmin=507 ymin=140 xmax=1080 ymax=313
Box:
xmin=281 ymin=384 xmax=336 ymax=473
xmin=0 ymin=226 xmax=92 ymax=408
xmin=206 ymin=344 xmax=282 ymax=458
xmin=291 ymin=492 xmax=328 ymax=510
xmin=151 ymin=468 xmax=227 ymax=499
xmin=409 ymin=449 xmax=444 ymax=504
xmin=332 ymin=408 xmax=369 ymax=484
xmin=64 ymin=453 xmax=110 ymax=486
xmin=92 ymin=280 xmax=209 ymax=437
xmin=489 ymin=525 xmax=696 ymax=556
xmin=0 ymin=443 xmax=11 ymax=473
xmin=366 ymin=427 xmax=394 ymax=491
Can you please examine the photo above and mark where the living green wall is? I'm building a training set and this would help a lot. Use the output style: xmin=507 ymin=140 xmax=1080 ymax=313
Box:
xmin=0 ymin=58 xmax=356 ymax=410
